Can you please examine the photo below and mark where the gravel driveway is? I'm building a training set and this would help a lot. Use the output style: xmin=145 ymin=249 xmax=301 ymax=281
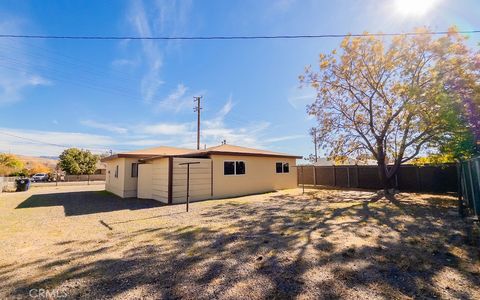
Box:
xmin=0 ymin=185 xmax=479 ymax=299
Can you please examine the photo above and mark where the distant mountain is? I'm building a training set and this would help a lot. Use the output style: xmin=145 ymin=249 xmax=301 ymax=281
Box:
xmin=16 ymin=155 xmax=58 ymax=169
xmin=11 ymin=154 xmax=105 ymax=171
xmin=39 ymin=156 xmax=59 ymax=160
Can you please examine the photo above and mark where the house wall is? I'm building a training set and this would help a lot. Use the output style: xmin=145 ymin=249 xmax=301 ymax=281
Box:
xmin=150 ymin=158 xmax=170 ymax=203
xmin=171 ymin=157 xmax=212 ymax=204
xmin=211 ymin=155 xmax=297 ymax=199
xmin=106 ymin=154 xmax=297 ymax=201
xmin=124 ymin=158 xmax=140 ymax=198
xmin=105 ymin=158 xmax=140 ymax=198
xmin=105 ymin=158 xmax=125 ymax=197
xmin=137 ymin=164 xmax=153 ymax=199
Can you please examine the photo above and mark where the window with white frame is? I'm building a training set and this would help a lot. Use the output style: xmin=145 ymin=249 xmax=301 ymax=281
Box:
xmin=276 ymin=162 xmax=289 ymax=173
xmin=114 ymin=165 xmax=119 ymax=178
xmin=224 ymin=161 xmax=246 ymax=175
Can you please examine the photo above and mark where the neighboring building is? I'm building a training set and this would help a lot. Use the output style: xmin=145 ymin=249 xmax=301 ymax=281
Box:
xmin=338 ymin=158 xmax=377 ymax=165
xmin=312 ymin=158 xmax=334 ymax=166
xmin=312 ymin=157 xmax=377 ymax=166
xmin=101 ymin=144 xmax=302 ymax=204
xmin=95 ymin=162 xmax=107 ymax=175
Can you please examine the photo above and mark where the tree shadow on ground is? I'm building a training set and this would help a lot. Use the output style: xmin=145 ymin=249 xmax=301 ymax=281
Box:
xmin=15 ymin=191 xmax=164 ymax=216
xmin=4 ymin=190 xmax=480 ymax=299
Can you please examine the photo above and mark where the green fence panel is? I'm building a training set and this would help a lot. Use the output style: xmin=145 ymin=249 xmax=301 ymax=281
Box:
xmin=471 ymin=158 xmax=480 ymax=216
xmin=461 ymin=157 xmax=480 ymax=217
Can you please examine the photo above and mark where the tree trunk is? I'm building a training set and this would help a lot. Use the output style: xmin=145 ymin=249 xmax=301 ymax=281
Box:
xmin=377 ymin=159 xmax=391 ymax=192
xmin=376 ymin=145 xmax=391 ymax=193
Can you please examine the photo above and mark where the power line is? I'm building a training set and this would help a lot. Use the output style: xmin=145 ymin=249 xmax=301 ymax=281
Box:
xmin=0 ymin=130 xmax=174 ymax=154
xmin=0 ymin=130 xmax=71 ymax=149
xmin=0 ymin=58 xmax=143 ymax=101
xmin=0 ymin=130 xmax=113 ymax=153
xmin=0 ymin=39 xmax=136 ymax=83
xmin=0 ymin=30 xmax=478 ymax=41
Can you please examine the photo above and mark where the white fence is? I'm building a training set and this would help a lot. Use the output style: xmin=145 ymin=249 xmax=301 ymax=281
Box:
xmin=1 ymin=177 xmax=16 ymax=192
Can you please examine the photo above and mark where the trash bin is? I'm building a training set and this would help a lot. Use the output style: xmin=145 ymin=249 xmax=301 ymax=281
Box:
xmin=15 ymin=178 xmax=30 ymax=192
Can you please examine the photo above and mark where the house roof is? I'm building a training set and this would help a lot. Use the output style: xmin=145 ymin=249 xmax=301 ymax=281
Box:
xmin=193 ymin=144 xmax=303 ymax=159
xmin=101 ymin=144 xmax=302 ymax=162
xmin=100 ymin=146 xmax=194 ymax=162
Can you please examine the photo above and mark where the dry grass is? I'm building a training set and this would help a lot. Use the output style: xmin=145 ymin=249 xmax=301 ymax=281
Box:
xmin=0 ymin=185 xmax=479 ymax=299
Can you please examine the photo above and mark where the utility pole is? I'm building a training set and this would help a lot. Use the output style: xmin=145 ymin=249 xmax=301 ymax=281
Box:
xmin=193 ymin=96 xmax=203 ymax=150
xmin=312 ymin=128 xmax=318 ymax=163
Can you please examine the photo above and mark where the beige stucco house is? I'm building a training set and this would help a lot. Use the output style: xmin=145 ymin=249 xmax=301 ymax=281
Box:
xmin=101 ymin=144 xmax=301 ymax=204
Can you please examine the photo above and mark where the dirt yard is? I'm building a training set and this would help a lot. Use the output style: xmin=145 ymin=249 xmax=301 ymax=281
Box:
xmin=0 ymin=185 xmax=479 ymax=299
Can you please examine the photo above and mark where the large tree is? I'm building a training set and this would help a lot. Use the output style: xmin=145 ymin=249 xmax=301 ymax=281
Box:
xmin=58 ymin=148 xmax=99 ymax=175
xmin=300 ymin=27 xmax=479 ymax=191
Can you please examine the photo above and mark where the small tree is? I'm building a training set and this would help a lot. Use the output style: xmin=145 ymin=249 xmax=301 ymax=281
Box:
xmin=28 ymin=162 xmax=52 ymax=176
xmin=58 ymin=148 xmax=99 ymax=175
xmin=0 ymin=153 xmax=24 ymax=176
xmin=300 ymin=27 xmax=479 ymax=191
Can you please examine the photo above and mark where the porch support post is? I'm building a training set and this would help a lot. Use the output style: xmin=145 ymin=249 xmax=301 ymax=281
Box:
xmin=168 ymin=157 xmax=173 ymax=204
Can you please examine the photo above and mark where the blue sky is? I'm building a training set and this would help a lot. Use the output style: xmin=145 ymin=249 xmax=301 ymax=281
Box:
xmin=0 ymin=0 xmax=478 ymax=158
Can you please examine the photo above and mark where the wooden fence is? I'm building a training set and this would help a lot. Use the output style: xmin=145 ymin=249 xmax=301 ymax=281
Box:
xmin=64 ymin=174 xmax=106 ymax=182
xmin=0 ymin=175 xmax=106 ymax=192
xmin=297 ymin=164 xmax=458 ymax=193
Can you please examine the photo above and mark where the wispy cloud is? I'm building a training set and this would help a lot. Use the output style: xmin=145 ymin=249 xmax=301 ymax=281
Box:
xmin=118 ymin=139 xmax=173 ymax=147
xmin=137 ymin=123 xmax=191 ymax=135
xmin=0 ymin=17 xmax=51 ymax=105
xmin=0 ymin=128 xmax=115 ymax=156
xmin=272 ymin=0 xmax=298 ymax=12
xmin=265 ymin=135 xmax=306 ymax=143
xmin=155 ymin=84 xmax=188 ymax=112
xmin=135 ymin=96 xmax=271 ymax=149
xmin=128 ymin=0 xmax=164 ymax=103
xmin=194 ymin=97 xmax=270 ymax=148
xmin=217 ymin=95 xmax=234 ymax=119
xmin=80 ymin=120 xmax=128 ymax=134
xmin=111 ymin=58 xmax=139 ymax=68
xmin=287 ymin=86 xmax=316 ymax=109
xmin=152 ymin=83 xmax=207 ymax=113
xmin=1 ymin=98 xmax=304 ymax=156
xmin=203 ymin=97 xmax=234 ymax=129
xmin=127 ymin=0 xmax=193 ymax=104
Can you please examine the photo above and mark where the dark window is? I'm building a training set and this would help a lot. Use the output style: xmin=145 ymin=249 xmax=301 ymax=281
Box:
xmin=276 ymin=162 xmax=290 ymax=173
xmin=224 ymin=161 xmax=235 ymax=175
xmin=236 ymin=161 xmax=246 ymax=175
xmin=224 ymin=161 xmax=246 ymax=175
xmin=131 ymin=163 xmax=138 ymax=177
xmin=114 ymin=165 xmax=119 ymax=178
xmin=276 ymin=162 xmax=283 ymax=173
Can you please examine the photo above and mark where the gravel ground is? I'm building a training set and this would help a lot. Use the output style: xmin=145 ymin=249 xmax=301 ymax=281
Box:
xmin=0 ymin=185 xmax=479 ymax=299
